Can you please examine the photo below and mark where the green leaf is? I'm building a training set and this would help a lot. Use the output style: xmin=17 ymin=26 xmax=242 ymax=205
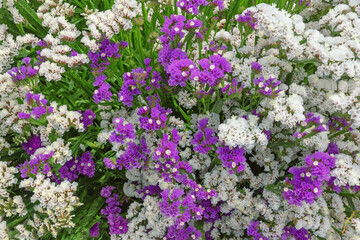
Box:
xmin=211 ymin=99 xmax=225 ymax=114
xmin=14 ymin=0 xmax=48 ymax=38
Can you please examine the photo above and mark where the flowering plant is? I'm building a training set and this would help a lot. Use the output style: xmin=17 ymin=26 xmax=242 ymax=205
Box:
xmin=1 ymin=0 xmax=360 ymax=239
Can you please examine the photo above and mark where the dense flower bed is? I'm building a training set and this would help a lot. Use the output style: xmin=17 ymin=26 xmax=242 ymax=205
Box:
xmin=0 ymin=0 xmax=360 ymax=239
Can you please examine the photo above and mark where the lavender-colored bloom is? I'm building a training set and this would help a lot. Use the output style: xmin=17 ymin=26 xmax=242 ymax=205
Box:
xmin=8 ymin=57 xmax=38 ymax=82
xmin=59 ymin=159 xmax=79 ymax=182
xmin=94 ymin=74 xmax=107 ymax=86
xmin=281 ymin=226 xmax=311 ymax=240
xmin=80 ymin=109 xmax=96 ymax=129
xmin=104 ymin=158 xmax=117 ymax=170
xmin=159 ymin=15 xmax=187 ymax=44
xmin=89 ymin=222 xmax=100 ymax=237
xmin=93 ymin=82 xmax=112 ymax=104
xmin=22 ymin=135 xmax=42 ymax=155
xmin=251 ymin=61 xmax=262 ymax=71
xmin=216 ymin=145 xmax=246 ymax=174
xmin=235 ymin=10 xmax=258 ymax=30
xmin=18 ymin=112 xmax=31 ymax=119
xmin=77 ymin=151 xmax=96 ymax=178
xmin=116 ymin=138 xmax=149 ymax=171
xmin=100 ymin=186 xmax=115 ymax=198
xmin=17 ymin=152 xmax=54 ymax=178
xmin=108 ymin=117 xmax=136 ymax=144
xmin=247 ymin=221 xmax=269 ymax=240
xmin=192 ymin=118 xmax=218 ymax=154
xmin=31 ymin=106 xmax=47 ymax=119
xmin=253 ymin=76 xmax=282 ymax=97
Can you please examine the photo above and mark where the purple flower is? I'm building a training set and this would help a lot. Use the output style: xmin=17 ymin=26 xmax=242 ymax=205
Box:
xmin=104 ymin=158 xmax=117 ymax=170
xmin=251 ymin=61 xmax=262 ymax=71
xmin=192 ymin=118 xmax=218 ymax=154
xmin=247 ymin=221 xmax=269 ymax=240
xmin=216 ymin=145 xmax=246 ymax=174
xmin=89 ymin=222 xmax=100 ymax=237
xmin=80 ymin=109 xmax=96 ymax=129
xmin=235 ymin=10 xmax=258 ymax=30
xmin=22 ymin=135 xmax=42 ymax=155
xmin=159 ymin=15 xmax=187 ymax=44
xmin=108 ymin=118 xmax=136 ymax=144
xmin=93 ymin=82 xmax=112 ymax=104
xmin=253 ymin=76 xmax=282 ymax=97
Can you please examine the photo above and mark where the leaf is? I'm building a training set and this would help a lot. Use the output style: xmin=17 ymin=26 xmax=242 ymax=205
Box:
xmin=211 ymin=99 xmax=225 ymax=114
xmin=14 ymin=0 xmax=48 ymax=37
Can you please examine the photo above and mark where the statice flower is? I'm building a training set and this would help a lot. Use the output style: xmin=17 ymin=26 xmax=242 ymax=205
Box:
xmin=108 ymin=117 xmax=136 ymax=144
xmin=216 ymin=145 xmax=246 ymax=174
xmin=158 ymin=46 xmax=187 ymax=71
xmin=283 ymin=152 xmax=336 ymax=206
xmin=167 ymin=58 xmax=198 ymax=87
xmin=281 ymin=226 xmax=311 ymax=240
xmin=93 ymin=82 xmax=112 ymax=104
xmin=8 ymin=57 xmax=38 ymax=82
xmin=17 ymin=152 xmax=54 ymax=178
xmin=59 ymin=151 xmax=95 ymax=181
xmin=116 ymin=137 xmax=149 ymax=170
xmin=118 ymin=68 xmax=148 ymax=107
xmin=235 ymin=10 xmax=258 ymax=30
xmin=164 ymin=224 xmax=202 ymax=239
xmin=22 ymin=135 xmax=42 ymax=155
xmin=177 ymin=0 xmax=208 ymax=15
xmin=138 ymin=100 xmax=172 ymax=131
xmin=192 ymin=118 xmax=218 ymax=154
xmin=159 ymin=15 xmax=187 ymax=44
xmin=250 ymin=61 xmax=262 ymax=72
xmin=247 ymin=221 xmax=269 ymax=240
xmin=195 ymin=54 xmax=232 ymax=87
xmin=100 ymin=186 xmax=129 ymax=235
xmin=253 ymin=76 xmax=282 ymax=97
xmin=79 ymin=109 xmax=96 ymax=129
xmin=18 ymin=92 xmax=53 ymax=120
xmin=221 ymin=77 xmax=243 ymax=96
xmin=89 ymin=222 xmax=100 ymax=237
xmin=137 ymin=184 xmax=161 ymax=200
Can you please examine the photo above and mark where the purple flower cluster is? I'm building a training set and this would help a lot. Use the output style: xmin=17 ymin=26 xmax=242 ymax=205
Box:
xmin=118 ymin=67 xmax=149 ymax=107
xmin=18 ymin=92 xmax=53 ymax=119
xmin=283 ymin=151 xmax=336 ymax=206
xmin=247 ymin=220 xmax=269 ymax=240
xmin=100 ymin=186 xmax=129 ymax=235
xmin=281 ymin=226 xmax=311 ymax=240
xmin=79 ymin=109 xmax=96 ymax=130
xmin=89 ymin=222 xmax=100 ymax=237
xmin=158 ymin=46 xmax=188 ymax=71
xmin=88 ymin=39 xmax=128 ymax=104
xmin=8 ymin=57 xmax=38 ymax=82
xmin=192 ymin=118 xmax=218 ymax=154
xmin=164 ymin=225 xmax=202 ymax=240
xmin=159 ymin=15 xmax=187 ymax=44
xmin=177 ymin=0 xmax=208 ymax=15
xmin=108 ymin=117 xmax=136 ymax=144
xmin=18 ymin=151 xmax=54 ymax=178
xmin=137 ymin=184 xmax=161 ymax=200
xmin=167 ymin=58 xmax=198 ymax=87
xmin=253 ymin=76 xmax=282 ymax=97
xmin=116 ymin=137 xmax=149 ymax=170
xmin=294 ymin=113 xmax=330 ymax=139
xmin=216 ymin=145 xmax=246 ymax=174
xmin=251 ymin=61 xmax=262 ymax=72
xmin=235 ymin=10 xmax=258 ymax=30
xmin=195 ymin=54 xmax=232 ymax=87
xmin=221 ymin=77 xmax=243 ymax=96
xmin=138 ymin=96 xmax=172 ymax=131
xmin=59 ymin=151 xmax=95 ymax=181
xmin=22 ymin=135 xmax=42 ymax=155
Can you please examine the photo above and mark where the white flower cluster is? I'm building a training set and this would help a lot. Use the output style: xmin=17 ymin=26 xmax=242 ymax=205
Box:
xmin=264 ymin=92 xmax=306 ymax=128
xmin=1 ymin=0 xmax=25 ymax=24
xmin=177 ymin=90 xmax=197 ymax=109
xmin=81 ymin=0 xmax=141 ymax=49
xmin=19 ymin=174 xmax=82 ymax=238
xmin=218 ymin=114 xmax=268 ymax=151
xmin=33 ymin=138 xmax=72 ymax=165
xmin=0 ymin=27 xmax=38 ymax=73
xmin=331 ymin=153 xmax=360 ymax=186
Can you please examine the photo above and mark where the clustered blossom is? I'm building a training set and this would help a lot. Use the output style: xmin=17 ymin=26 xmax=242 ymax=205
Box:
xmin=2 ymin=0 xmax=360 ymax=239
xmin=8 ymin=57 xmax=38 ymax=82
xmin=283 ymin=151 xmax=336 ymax=206
xmin=192 ymin=118 xmax=218 ymax=154
xmin=100 ymin=186 xmax=129 ymax=235
xmin=59 ymin=151 xmax=96 ymax=181
xmin=22 ymin=135 xmax=42 ymax=155
xmin=88 ymin=39 xmax=128 ymax=104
